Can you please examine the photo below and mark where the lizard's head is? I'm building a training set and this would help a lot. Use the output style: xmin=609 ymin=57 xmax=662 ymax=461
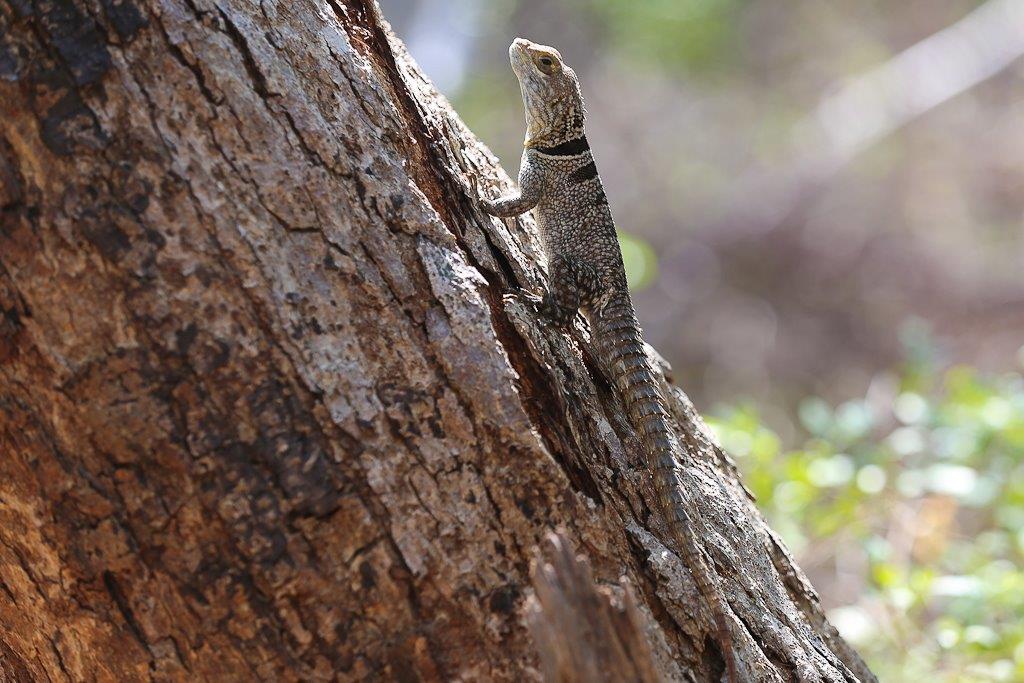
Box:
xmin=509 ymin=38 xmax=585 ymax=148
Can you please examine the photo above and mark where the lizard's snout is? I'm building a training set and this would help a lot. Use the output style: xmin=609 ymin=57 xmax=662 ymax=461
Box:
xmin=509 ymin=38 xmax=531 ymax=71
xmin=509 ymin=37 xmax=532 ymax=59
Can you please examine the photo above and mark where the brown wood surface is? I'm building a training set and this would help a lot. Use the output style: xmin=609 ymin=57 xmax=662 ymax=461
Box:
xmin=0 ymin=1 xmax=876 ymax=680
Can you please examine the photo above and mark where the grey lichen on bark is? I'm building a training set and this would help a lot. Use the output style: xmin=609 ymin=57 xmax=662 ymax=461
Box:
xmin=0 ymin=0 xmax=875 ymax=681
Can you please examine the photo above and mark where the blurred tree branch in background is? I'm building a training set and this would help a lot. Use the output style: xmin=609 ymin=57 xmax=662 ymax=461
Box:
xmin=708 ymin=0 xmax=1024 ymax=240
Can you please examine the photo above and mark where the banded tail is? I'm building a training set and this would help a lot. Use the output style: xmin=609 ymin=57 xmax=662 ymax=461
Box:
xmin=593 ymin=293 xmax=737 ymax=682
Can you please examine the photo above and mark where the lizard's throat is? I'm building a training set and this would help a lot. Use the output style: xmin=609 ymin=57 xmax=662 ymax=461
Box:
xmin=525 ymin=120 xmax=585 ymax=148
xmin=523 ymin=104 xmax=586 ymax=148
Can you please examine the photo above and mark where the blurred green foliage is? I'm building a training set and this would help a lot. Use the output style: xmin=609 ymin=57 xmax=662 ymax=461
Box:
xmin=580 ymin=0 xmax=746 ymax=72
xmin=618 ymin=231 xmax=659 ymax=291
xmin=708 ymin=355 xmax=1024 ymax=681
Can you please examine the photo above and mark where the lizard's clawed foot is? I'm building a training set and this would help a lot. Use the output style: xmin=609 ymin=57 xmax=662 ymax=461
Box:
xmin=470 ymin=175 xmax=498 ymax=216
xmin=538 ymin=298 xmax=578 ymax=329
xmin=503 ymin=290 xmax=545 ymax=311
xmin=592 ymin=289 xmax=616 ymax=318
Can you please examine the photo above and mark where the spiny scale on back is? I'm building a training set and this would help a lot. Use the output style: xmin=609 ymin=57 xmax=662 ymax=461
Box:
xmin=479 ymin=38 xmax=738 ymax=682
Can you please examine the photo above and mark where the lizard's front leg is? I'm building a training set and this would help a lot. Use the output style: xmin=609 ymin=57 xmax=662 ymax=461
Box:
xmin=478 ymin=152 xmax=545 ymax=217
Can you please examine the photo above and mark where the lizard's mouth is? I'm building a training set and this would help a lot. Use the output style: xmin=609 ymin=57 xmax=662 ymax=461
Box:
xmin=510 ymin=37 xmax=533 ymax=54
xmin=509 ymin=37 xmax=532 ymax=71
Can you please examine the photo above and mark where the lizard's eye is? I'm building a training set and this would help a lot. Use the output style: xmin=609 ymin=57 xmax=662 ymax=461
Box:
xmin=535 ymin=55 xmax=558 ymax=74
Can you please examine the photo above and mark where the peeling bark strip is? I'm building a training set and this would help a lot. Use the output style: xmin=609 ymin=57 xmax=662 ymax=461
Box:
xmin=528 ymin=533 xmax=662 ymax=683
xmin=0 ymin=1 xmax=875 ymax=681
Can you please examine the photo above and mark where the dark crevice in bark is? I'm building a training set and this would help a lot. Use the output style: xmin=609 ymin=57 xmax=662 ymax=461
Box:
xmin=492 ymin=300 xmax=606 ymax=503
xmin=45 ymin=635 xmax=72 ymax=683
xmin=330 ymin=44 xmax=384 ymax=128
xmin=210 ymin=5 xmax=275 ymax=97
xmin=101 ymin=570 xmax=152 ymax=655
xmin=700 ymin=632 xmax=728 ymax=683
xmin=338 ymin=0 xmax=456 ymax=229
xmin=732 ymin=605 xmax=798 ymax=679
xmin=624 ymin=531 xmax=701 ymax=676
xmin=158 ymin=24 xmax=224 ymax=106
xmin=6 ymin=540 xmax=48 ymax=602
xmin=212 ymin=4 xmax=332 ymax=175
xmin=0 ymin=575 xmax=17 ymax=603
xmin=765 ymin=530 xmax=863 ymax=682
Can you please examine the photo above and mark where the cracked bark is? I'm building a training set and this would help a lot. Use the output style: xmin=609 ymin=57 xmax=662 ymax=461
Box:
xmin=0 ymin=0 xmax=876 ymax=681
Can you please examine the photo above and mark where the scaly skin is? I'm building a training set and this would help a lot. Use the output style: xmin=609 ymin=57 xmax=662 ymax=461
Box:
xmin=480 ymin=38 xmax=738 ymax=682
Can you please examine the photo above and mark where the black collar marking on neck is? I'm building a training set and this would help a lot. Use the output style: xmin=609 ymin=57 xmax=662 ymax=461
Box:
xmin=533 ymin=135 xmax=589 ymax=156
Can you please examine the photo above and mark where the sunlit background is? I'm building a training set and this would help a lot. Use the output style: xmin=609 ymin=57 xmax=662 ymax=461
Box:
xmin=379 ymin=1 xmax=1024 ymax=680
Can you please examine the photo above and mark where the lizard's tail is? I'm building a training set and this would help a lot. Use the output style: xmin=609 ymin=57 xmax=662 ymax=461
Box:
xmin=593 ymin=294 xmax=737 ymax=682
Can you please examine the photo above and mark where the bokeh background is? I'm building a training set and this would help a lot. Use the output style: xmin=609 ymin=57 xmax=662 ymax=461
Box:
xmin=379 ymin=1 xmax=1024 ymax=680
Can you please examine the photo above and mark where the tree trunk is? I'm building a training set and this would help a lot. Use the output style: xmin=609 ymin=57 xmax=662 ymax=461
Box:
xmin=0 ymin=1 xmax=876 ymax=681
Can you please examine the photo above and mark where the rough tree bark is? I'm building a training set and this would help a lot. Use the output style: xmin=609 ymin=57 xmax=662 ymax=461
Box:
xmin=0 ymin=1 xmax=876 ymax=681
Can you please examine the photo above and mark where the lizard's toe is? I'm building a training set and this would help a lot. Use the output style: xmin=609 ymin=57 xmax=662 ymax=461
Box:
xmin=469 ymin=176 xmax=496 ymax=214
xmin=504 ymin=290 xmax=544 ymax=310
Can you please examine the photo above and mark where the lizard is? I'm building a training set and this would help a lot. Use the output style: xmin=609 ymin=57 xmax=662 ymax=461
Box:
xmin=477 ymin=37 xmax=738 ymax=682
